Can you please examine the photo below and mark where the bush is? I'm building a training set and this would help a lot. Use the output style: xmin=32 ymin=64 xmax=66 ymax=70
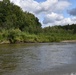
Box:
xmin=8 ymin=29 xmax=22 ymax=43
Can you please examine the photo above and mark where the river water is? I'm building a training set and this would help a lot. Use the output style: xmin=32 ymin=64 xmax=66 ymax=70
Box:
xmin=0 ymin=43 xmax=76 ymax=75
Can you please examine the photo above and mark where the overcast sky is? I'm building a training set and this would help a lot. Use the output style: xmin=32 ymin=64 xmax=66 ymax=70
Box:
xmin=10 ymin=0 xmax=76 ymax=27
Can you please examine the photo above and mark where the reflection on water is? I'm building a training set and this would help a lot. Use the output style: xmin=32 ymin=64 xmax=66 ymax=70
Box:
xmin=0 ymin=43 xmax=76 ymax=75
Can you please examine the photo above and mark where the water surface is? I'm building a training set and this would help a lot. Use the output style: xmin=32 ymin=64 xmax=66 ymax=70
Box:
xmin=0 ymin=43 xmax=76 ymax=75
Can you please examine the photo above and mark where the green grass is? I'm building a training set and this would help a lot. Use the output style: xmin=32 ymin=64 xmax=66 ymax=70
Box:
xmin=0 ymin=29 xmax=76 ymax=44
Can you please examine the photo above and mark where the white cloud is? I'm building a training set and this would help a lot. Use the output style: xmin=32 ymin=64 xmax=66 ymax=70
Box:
xmin=10 ymin=0 xmax=70 ymax=14
xmin=71 ymin=17 xmax=76 ymax=21
xmin=54 ymin=1 xmax=71 ymax=11
xmin=10 ymin=0 xmax=20 ymax=6
xmin=43 ymin=13 xmax=76 ymax=27
xmin=10 ymin=0 xmax=75 ymax=27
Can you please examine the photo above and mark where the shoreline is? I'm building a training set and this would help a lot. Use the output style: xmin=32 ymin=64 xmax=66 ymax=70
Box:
xmin=0 ymin=40 xmax=76 ymax=44
xmin=61 ymin=40 xmax=76 ymax=43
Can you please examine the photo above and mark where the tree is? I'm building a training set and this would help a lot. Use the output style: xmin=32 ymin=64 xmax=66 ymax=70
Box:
xmin=0 ymin=0 xmax=42 ymax=33
xmin=3 ymin=0 xmax=10 ymax=4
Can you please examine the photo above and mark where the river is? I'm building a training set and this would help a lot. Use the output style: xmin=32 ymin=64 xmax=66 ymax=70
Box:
xmin=0 ymin=43 xmax=76 ymax=75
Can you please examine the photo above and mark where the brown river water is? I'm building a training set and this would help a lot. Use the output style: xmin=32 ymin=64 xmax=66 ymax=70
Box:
xmin=0 ymin=43 xmax=76 ymax=75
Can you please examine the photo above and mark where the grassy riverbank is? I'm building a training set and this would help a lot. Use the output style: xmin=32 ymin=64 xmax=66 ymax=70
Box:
xmin=0 ymin=29 xmax=76 ymax=44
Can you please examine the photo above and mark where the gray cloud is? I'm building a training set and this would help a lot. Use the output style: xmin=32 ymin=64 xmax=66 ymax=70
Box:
xmin=68 ymin=8 xmax=76 ymax=16
xmin=43 ymin=18 xmax=54 ymax=24
xmin=71 ymin=17 xmax=76 ymax=21
xmin=43 ymin=12 xmax=64 ymax=24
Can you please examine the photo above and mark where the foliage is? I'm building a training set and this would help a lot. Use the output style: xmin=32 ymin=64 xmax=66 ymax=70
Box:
xmin=0 ymin=0 xmax=41 ymax=33
xmin=0 ymin=0 xmax=76 ymax=43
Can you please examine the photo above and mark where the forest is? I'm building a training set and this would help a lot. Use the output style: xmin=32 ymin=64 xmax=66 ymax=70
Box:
xmin=0 ymin=0 xmax=76 ymax=43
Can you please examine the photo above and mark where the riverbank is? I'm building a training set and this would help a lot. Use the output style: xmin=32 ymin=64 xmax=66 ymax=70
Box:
xmin=0 ymin=40 xmax=10 ymax=44
xmin=61 ymin=40 xmax=76 ymax=43
xmin=0 ymin=39 xmax=76 ymax=44
xmin=0 ymin=28 xmax=76 ymax=44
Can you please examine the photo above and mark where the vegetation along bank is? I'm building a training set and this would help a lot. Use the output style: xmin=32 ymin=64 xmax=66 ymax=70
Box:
xmin=0 ymin=0 xmax=76 ymax=44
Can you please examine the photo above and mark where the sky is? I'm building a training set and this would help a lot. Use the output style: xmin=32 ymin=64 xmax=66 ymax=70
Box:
xmin=9 ymin=0 xmax=76 ymax=27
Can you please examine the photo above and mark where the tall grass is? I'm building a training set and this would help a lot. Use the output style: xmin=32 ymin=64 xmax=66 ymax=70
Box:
xmin=0 ymin=29 xmax=76 ymax=44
